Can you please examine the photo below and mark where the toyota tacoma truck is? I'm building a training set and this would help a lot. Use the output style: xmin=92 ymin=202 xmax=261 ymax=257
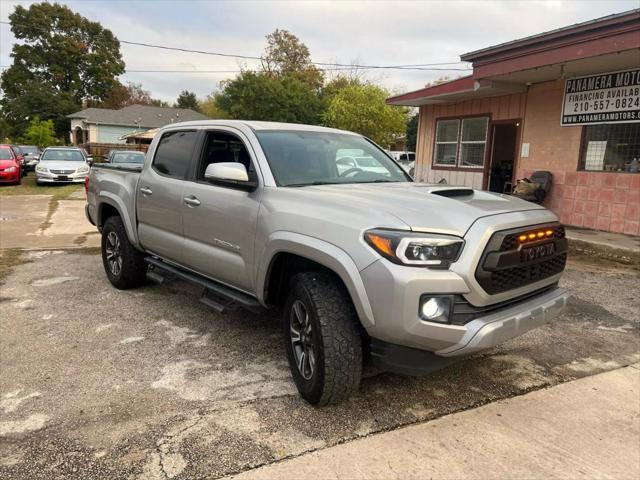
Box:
xmin=86 ymin=120 xmax=569 ymax=406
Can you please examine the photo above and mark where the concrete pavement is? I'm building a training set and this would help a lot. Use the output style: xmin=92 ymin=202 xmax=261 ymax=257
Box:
xmin=232 ymin=365 xmax=640 ymax=480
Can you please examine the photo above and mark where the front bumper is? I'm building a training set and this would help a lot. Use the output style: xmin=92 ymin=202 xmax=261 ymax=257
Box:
xmin=359 ymin=209 xmax=566 ymax=356
xmin=0 ymin=171 xmax=20 ymax=183
xmin=36 ymin=172 xmax=87 ymax=183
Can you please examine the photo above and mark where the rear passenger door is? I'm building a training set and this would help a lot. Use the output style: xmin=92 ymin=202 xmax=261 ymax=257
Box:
xmin=137 ymin=129 xmax=200 ymax=264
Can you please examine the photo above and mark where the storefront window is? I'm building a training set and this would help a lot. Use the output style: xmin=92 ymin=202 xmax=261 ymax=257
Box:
xmin=580 ymin=123 xmax=640 ymax=173
xmin=434 ymin=117 xmax=488 ymax=168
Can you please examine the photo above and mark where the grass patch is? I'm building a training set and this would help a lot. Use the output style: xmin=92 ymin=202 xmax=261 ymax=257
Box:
xmin=0 ymin=172 xmax=82 ymax=200
xmin=0 ymin=249 xmax=30 ymax=285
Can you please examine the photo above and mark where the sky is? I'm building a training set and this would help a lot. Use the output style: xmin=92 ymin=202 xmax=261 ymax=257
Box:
xmin=1 ymin=0 xmax=638 ymax=103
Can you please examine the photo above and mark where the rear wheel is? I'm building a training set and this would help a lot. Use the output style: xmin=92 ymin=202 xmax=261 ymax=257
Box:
xmin=101 ymin=216 xmax=147 ymax=289
xmin=283 ymin=272 xmax=363 ymax=406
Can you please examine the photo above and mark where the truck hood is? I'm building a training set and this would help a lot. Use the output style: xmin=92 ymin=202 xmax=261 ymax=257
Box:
xmin=297 ymin=182 xmax=546 ymax=236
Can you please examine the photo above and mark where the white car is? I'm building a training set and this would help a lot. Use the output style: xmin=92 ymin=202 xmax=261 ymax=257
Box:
xmin=35 ymin=147 xmax=91 ymax=185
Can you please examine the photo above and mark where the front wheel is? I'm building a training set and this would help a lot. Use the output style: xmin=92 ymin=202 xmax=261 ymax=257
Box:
xmin=283 ymin=272 xmax=363 ymax=406
xmin=101 ymin=216 xmax=147 ymax=289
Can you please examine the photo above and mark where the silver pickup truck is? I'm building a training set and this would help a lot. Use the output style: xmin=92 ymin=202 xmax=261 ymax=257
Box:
xmin=86 ymin=120 xmax=569 ymax=405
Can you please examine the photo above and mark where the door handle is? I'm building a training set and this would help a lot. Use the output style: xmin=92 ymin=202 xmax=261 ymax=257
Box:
xmin=183 ymin=195 xmax=201 ymax=207
xmin=140 ymin=186 xmax=153 ymax=195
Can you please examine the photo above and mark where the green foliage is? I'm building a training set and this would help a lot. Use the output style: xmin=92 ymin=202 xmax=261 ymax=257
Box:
xmin=20 ymin=117 xmax=59 ymax=148
xmin=324 ymin=83 xmax=408 ymax=146
xmin=175 ymin=90 xmax=200 ymax=111
xmin=406 ymin=113 xmax=419 ymax=151
xmin=0 ymin=2 xmax=124 ymax=138
xmin=215 ymin=71 xmax=323 ymax=124
xmin=199 ymin=94 xmax=226 ymax=119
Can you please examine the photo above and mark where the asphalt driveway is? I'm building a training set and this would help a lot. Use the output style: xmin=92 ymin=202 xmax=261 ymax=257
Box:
xmin=0 ymin=249 xmax=638 ymax=479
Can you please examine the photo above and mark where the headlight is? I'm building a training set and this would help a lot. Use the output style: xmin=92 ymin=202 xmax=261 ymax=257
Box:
xmin=5 ymin=166 xmax=17 ymax=173
xmin=36 ymin=165 xmax=48 ymax=173
xmin=364 ymin=229 xmax=464 ymax=268
xmin=76 ymin=165 xmax=89 ymax=174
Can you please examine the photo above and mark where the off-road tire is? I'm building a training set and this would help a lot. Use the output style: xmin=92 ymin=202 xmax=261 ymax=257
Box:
xmin=101 ymin=216 xmax=147 ymax=289
xmin=283 ymin=272 xmax=363 ymax=406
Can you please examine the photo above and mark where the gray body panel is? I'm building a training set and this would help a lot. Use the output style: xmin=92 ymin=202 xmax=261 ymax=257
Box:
xmin=86 ymin=120 xmax=567 ymax=357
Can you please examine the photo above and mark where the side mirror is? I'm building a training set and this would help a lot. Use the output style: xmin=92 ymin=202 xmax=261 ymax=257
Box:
xmin=204 ymin=162 xmax=257 ymax=191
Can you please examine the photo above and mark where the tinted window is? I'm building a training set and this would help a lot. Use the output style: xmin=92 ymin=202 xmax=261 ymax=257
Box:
xmin=153 ymin=130 xmax=198 ymax=178
xmin=197 ymin=131 xmax=256 ymax=182
xmin=0 ymin=148 xmax=14 ymax=160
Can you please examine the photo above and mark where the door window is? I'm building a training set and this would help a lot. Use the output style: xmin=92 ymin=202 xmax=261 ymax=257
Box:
xmin=197 ymin=131 xmax=257 ymax=182
xmin=152 ymin=130 xmax=198 ymax=178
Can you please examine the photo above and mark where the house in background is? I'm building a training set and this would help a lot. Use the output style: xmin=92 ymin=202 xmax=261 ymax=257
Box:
xmin=388 ymin=9 xmax=639 ymax=235
xmin=67 ymin=104 xmax=209 ymax=146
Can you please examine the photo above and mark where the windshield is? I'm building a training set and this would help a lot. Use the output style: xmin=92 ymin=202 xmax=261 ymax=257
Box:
xmin=112 ymin=152 xmax=145 ymax=164
xmin=256 ymin=131 xmax=409 ymax=187
xmin=40 ymin=149 xmax=85 ymax=162
xmin=0 ymin=148 xmax=14 ymax=160
xmin=20 ymin=146 xmax=39 ymax=154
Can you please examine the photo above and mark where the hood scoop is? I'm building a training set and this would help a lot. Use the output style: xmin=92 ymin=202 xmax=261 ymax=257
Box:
xmin=430 ymin=188 xmax=474 ymax=198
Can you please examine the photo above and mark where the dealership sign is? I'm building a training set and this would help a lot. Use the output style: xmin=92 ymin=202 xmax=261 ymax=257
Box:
xmin=561 ymin=69 xmax=639 ymax=126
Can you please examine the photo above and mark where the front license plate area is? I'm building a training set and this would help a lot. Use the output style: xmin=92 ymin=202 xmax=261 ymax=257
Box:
xmin=521 ymin=242 xmax=555 ymax=263
xmin=56 ymin=176 xmax=69 ymax=181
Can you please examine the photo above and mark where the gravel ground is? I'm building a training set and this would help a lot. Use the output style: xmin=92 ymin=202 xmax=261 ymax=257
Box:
xmin=0 ymin=251 xmax=638 ymax=479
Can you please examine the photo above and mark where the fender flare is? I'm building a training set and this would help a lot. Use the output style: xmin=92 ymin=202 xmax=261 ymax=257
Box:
xmin=257 ymin=231 xmax=375 ymax=328
xmin=97 ymin=192 xmax=141 ymax=248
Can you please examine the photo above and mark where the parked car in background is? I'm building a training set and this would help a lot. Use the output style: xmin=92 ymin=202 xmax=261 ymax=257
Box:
xmin=336 ymin=155 xmax=389 ymax=175
xmin=105 ymin=150 xmax=146 ymax=165
xmin=0 ymin=145 xmax=22 ymax=185
xmin=8 ymin=145 xmax=26 ymax=176
xmin=19 ymin=145 xmax=42 ymax=171
xmin=35 ymin=147 xmax=90 ymax=185
xmin=86 ymin=120 xmax=568 ymax=406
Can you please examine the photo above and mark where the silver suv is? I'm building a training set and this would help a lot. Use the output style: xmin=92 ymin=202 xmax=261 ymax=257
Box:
xmin=86 ymin=121 xmax=568 ymax=405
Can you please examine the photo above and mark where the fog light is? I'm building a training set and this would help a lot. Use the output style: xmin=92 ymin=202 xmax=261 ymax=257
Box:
xmin=419 ymin=296 xmax=451 ymax=323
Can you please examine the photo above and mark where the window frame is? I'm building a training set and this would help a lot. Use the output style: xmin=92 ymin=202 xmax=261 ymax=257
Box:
xmin=431 ymin=114 xmax=490 ymax=171
xmin=189 ymin=128 xmax=261 ymax=188
xmin=151 ymin=129 xmax=199 ymax=180
xmin=578 ymin=123 xmax=640 ymax=174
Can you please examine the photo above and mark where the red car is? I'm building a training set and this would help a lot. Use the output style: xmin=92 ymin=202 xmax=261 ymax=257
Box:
xmin=0 ymin=145 xmax=22 ymax=185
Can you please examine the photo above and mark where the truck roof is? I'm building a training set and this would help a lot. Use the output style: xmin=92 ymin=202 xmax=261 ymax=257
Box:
xmin=158 ymin=120 xmax=359 ymax=135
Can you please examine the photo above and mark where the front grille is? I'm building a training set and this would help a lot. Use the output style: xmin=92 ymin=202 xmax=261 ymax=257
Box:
xmin=475 ymin=223 xmax=567 ymax=295
xmin=451 ymin=284 xmax=558 ymax=325
xmin=50 ymin=169 xmax=74 ymax=174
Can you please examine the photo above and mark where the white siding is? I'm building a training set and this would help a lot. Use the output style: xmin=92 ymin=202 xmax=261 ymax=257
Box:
xmin=96 ymin=125 xmax=140 ymax=144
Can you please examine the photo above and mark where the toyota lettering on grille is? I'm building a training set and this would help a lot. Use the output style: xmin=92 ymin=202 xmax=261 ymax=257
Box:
xmin=521 ymin=242 xmax=555 ymax=262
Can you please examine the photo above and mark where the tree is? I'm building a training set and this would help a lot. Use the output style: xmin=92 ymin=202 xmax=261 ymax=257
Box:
xmin=0 ymin=2 xmax=124 ymax=138
xmin=21 ymin=117 xmax=58 ymax=148
xmin=324 ymin=83 xmax=408 ymax=146
xmin=406 ymin=113 xmax=419 ymax=151
xmin=175 ymin=90 xmax=200 ymax=111
xmin=199 ymin=94 xmax=226 ymax=119
xmin=91 ymin=82 xmax=155 ymax=109
xmin=215 ymin=71 xmax=323 ymax=124
xmin=262 ymin=29 xmax=323 ymax=90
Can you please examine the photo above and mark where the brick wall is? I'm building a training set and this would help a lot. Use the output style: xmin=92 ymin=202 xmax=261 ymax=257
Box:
xmin=517 ymin=79 xmax=639 ymax=236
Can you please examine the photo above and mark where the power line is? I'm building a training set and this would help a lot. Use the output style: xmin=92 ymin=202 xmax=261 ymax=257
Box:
xmin=0 ymin=20 xmax=471 ymax=72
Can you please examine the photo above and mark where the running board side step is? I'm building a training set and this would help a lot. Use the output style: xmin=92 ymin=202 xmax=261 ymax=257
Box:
xmin=145 ymin=257 xmax=263 ymax=314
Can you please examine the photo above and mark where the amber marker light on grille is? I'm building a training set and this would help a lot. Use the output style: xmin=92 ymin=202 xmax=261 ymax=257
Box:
xmin=545 ymin=230 xmax=553 ymax=236
xmin=365 ymin=232 xmax=394 ymax=257
xmin=528 ymin=233 xmax=536 ymax=240
xmin=518 ymin=234 xmax=527 ymax=242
